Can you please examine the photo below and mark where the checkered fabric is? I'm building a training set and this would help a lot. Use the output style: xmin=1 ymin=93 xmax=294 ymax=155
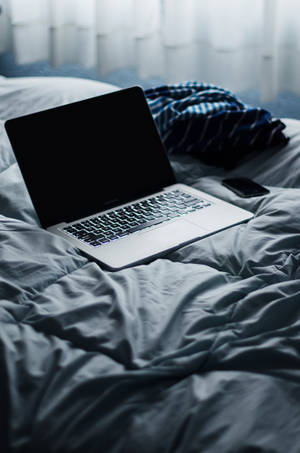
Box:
xmin=145 ymin=81 xmax=288 ymax=167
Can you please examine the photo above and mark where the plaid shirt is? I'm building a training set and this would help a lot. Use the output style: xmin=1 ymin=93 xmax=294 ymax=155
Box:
xmin=145 ymin=81 xmax=288 ymax=167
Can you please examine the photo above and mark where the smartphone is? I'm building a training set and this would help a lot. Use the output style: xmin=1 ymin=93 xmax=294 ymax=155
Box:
xmin=222 ymin=177 xmax=270 ymax=198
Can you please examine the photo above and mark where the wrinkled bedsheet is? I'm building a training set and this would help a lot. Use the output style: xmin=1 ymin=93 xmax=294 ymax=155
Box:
xmin=1 ymin=77 xmax=300 ymax=453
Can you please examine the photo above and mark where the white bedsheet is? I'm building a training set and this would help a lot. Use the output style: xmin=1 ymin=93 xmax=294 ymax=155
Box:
xmin=1 ymin=76 xmax=300 ymax=453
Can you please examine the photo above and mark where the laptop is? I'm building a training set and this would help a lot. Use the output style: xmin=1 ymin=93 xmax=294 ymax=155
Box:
xmin=5 ymin=86 xmax=253 ymax=271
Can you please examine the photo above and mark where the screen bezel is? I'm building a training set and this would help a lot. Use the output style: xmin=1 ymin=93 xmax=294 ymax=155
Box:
xmin=5 ymin=87 xmax=176 ymax=228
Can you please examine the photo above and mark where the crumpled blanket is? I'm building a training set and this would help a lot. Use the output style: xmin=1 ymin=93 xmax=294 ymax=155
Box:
xmin=145 ymin=81 xmax=288 ymax=167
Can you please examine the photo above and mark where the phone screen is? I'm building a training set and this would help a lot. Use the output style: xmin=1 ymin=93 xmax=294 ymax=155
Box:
xmin=222 ymin=178 xmax=270 ymax=198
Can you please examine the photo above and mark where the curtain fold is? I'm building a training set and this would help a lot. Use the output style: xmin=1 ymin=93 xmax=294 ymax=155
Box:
xmin=1 ymin=0 xmax=300 ymax=101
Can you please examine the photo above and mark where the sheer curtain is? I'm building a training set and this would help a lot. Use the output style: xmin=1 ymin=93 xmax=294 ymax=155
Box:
xmin=1 ymin=0 xmax=300 ymax=101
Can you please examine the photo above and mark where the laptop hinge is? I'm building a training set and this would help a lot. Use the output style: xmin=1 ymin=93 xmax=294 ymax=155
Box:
xmin=61 ymin=186 xmax=167 ymax=225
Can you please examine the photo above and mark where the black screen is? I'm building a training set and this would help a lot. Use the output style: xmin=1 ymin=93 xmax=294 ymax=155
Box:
xmin=5 ymin=87 xmax=175 ymax=228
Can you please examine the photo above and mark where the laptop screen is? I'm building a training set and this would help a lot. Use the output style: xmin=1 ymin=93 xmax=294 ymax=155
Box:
xmin=5 ymin=87 xmax=175 ymax=228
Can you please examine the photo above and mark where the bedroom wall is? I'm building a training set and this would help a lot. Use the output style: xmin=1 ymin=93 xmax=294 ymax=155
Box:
xmin=0 ymin=51 xmax=164 ymax=89
xmin=1 ymin=1 xmax=300 ymax=120
xmin=1 ymin=50 xmax=300 ymax=121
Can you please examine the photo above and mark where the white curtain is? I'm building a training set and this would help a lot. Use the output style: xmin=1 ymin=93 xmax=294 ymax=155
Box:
xmin=1 ymin=0 xmax=300 ymax=101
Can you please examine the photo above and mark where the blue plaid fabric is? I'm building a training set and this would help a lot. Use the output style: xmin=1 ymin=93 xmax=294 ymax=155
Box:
xmin=145 ymin=81 xmax=288 ymax=167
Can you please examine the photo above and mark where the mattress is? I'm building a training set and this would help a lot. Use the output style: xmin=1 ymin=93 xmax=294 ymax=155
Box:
xmin=1 ymin=75 xmax=300 ymax=453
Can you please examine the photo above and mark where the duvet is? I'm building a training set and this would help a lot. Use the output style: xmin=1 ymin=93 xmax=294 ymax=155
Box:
xmin=1 ymin=76 xmax=300 ymax=453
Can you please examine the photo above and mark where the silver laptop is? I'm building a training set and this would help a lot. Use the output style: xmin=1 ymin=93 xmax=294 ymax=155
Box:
xmin=5 ymin=86 xmax=253 ymax=270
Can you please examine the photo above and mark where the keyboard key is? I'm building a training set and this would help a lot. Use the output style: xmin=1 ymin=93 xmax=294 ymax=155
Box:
xmin=63 ymin=189 xmax=212 ymax=246
xmin=127 ymin=216 xmax=168 ymax=234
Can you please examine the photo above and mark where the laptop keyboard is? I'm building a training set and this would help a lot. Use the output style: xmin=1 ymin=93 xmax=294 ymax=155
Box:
xmin=63 ymin=189 xmax=212 ymax=247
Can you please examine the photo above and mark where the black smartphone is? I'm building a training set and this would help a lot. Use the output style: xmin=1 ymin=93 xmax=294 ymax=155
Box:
xmin=222 ymin=177 xmax=270 ymax=198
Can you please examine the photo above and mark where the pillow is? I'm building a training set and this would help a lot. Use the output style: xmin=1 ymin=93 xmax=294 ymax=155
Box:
xmin=0 ymin=76 xmax=119 ymax=173
xmin=0 ymin=76 xmax=120 ymax=224
xmin=0 ymin=163 xmax=39 ymax=225
xmin=0 ymin=120 xmax=14 ymax=172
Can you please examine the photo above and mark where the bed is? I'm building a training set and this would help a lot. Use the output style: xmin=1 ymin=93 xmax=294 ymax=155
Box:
xmin=1 ymin=75 xmax=300 ymax=453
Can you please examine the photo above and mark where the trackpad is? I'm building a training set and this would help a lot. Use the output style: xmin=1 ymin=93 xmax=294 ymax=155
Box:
xmin=139 ymin=218 xmax=207 ymax=249
xmin=95 ymin=218 xmax=209 ymax=269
